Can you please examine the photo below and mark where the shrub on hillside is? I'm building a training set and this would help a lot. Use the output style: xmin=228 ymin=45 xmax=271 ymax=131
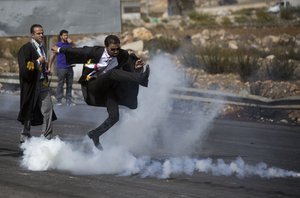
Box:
xmin=179 ymin=45 xmax=203 ymax=69
xmin=235 ymin=53 xmax=259 ymax=82
xmin=141 ymin=14 xmax=150 ymax=23
xmin=266 ymin=58 xmax=296 ymax=81
xmin=188 ymin=11 xmax=216 ymax=26
xmin=220 ymin=17 xmax=232 ymax=26
xmin=199 ymin=45 xmax=233 ymax=74
xmin=269 ymin=44 xmax=300 ymax=61
xmin=280 ymin=8 xmax=293 ymax=20
xmin=144 ymin=36 xmax=180 ymax=54
xmin=255 ymin=9 xmax=275 ymax=24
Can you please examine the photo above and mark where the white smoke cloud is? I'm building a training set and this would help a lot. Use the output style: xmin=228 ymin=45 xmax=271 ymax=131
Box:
xmin=102 ymin=54 xmax=222 ymax=156
xmin=104 ymin=54 xmax=184 ymax=154
xmin=20 ymin=136 xmax=300 ymax=179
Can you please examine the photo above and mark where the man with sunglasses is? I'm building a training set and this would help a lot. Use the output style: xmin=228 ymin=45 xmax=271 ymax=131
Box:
xmin=51 ymin=35 xmax=150 ymax=149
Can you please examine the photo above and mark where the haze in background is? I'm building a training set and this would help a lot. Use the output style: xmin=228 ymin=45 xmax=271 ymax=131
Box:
xmin=0 ymin=0 xmax=121 ymax=36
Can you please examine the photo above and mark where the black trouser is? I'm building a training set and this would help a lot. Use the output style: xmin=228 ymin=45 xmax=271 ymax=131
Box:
xmin=22 ymin=120 xmax=31 ymax=135
xmin=90 ymin=93 xmax=119 ymax=137
xmin=56 ymin=67 xmax=74 ymax=102
xmin=88 ymin=69 xmax=143 ymax=137
xmin=109 ymin=69 xmax=142 ymax=83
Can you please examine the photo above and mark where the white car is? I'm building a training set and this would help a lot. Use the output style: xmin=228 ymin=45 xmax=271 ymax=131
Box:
xmin=267 ymin=1 xmax=290 ymax=13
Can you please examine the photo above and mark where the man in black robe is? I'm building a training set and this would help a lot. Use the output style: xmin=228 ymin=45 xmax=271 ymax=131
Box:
xmin=51 ymin=35 xmax=150 ymax=149
xmin=17 ymin=24 xmax=57 ymax=143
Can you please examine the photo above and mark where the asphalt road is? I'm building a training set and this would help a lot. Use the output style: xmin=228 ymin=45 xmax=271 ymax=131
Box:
xmin=0 ymin=93 xmax=299 ymax=198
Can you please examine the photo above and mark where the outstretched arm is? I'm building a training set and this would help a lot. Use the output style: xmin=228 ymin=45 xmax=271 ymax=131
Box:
xmin=51 ymin=45 xmax=94 ymax=64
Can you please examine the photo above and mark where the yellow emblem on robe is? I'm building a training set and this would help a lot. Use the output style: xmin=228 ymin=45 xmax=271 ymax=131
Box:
xmin=26 ymin=61 xmax=34 ymax=70
xmin=86 ymin=75 xmax=91 ymax=81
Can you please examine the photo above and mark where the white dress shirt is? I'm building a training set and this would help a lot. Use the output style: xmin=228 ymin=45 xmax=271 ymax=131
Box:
xmin=31 ymin=39 xmax=46 ymax=79
xmin=85 ymin=48 xmax=118 ymax=73
xmin=31 ymin=39 xmax=46 ymax=61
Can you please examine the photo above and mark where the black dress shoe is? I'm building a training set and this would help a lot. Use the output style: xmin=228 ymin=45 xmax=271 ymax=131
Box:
xmin=20 ymin=133 xmax=32 ymax=144
xmin=140 ymin=64 xmax=150 ymax=87
xmin=87 ymin=131 xmax=103 ymax=150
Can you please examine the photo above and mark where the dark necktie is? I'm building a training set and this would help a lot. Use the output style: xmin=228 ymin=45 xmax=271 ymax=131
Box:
xmin=39 ymin=46 xmax=47 ymax=80
xmin=39 ymin=46 xmax=44 ymax=56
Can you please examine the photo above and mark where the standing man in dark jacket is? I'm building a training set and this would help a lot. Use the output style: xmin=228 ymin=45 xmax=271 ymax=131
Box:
xmin=51 ymin=35 xmax=149 ymax=149
xmin=48 ymin=29 xmax=75 ymax=106
xmin=18 ymin=24 xmax=57 ymax=143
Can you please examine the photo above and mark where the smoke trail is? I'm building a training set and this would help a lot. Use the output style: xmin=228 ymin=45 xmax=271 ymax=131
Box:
xmin=20 ymin=137 xmax=300 ymax=179
xmin=102 ymin=54 xmax=222 ymax=156
xmin=104 ymin=54 xmax=184 ymax=154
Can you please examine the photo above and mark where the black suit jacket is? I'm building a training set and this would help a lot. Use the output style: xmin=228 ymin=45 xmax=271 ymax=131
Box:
xmin=60 ymin=46 xmax=140 ymax=109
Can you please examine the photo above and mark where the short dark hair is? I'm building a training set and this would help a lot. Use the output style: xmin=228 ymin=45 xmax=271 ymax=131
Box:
xmin=30 ymin=24 xmax=43 ymax=34
xmin=59 ymin=29 xmax=68 ymax=36
xmin=104 ymin=35 xmax=120 ymax=47
xmin=58 ymin=30 xmax=68 ymax=41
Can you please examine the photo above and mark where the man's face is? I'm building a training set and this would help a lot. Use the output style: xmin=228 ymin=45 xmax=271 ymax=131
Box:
xmin=31 ymin=27 xmax=44 ymax=44
xmin=106 ymin=43 xmax=120 ymax=57
xmin=60 ymin=33 xmax=68 ymax=43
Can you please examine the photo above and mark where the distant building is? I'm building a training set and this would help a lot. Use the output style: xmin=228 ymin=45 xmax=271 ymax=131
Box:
xmin=121 ymin=0 xmax=141 ymax=20
xmin=140 ymin=0 xmax=194 ymax=17
xmin=268 ymin=0 xmax=300 ymax=12
xmin=121 ymin=0 xmax=287 ymax=20
xmin=283 ymin=0 xmax=300 ymax=7
xmin=197 ymin=0 xmax=275 ymax=7
xmin=140 ymin=0 xmax=168 ymax=17
xmin=122 ymin=0 xmax=195 ymax=19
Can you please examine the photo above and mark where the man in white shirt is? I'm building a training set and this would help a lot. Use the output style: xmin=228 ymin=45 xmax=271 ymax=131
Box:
xmin=17 ymin=24 xmax=57 ymax=143
xmin=51 ymin=35 xmax=149 ymax=149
